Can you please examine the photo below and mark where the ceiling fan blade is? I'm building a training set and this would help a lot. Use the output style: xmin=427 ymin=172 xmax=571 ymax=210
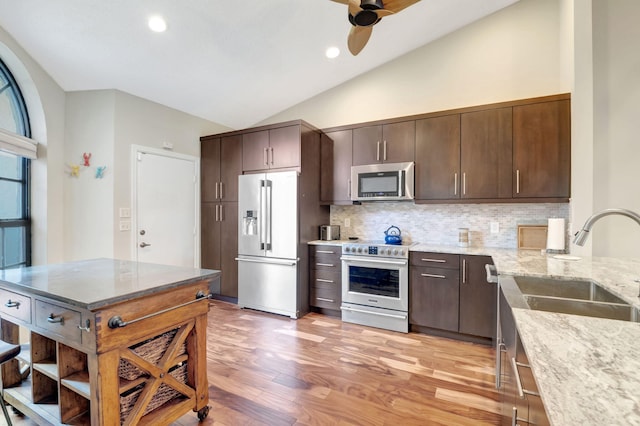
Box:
xmin=348 ymin=25 xmax=373 ymax=55
xmin=375 ymin=9 xmax=395 ymax=18
xmin=382 ymin=0 xmax=421 ymax=14
xmin=348 ymin=0 xmax=363 ymax=17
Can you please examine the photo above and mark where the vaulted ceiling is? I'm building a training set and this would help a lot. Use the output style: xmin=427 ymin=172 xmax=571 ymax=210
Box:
xmin=0 ymin=0 xmax=519 ymax=129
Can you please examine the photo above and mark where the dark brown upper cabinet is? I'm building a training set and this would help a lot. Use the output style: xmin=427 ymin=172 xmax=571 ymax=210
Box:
xmin=460 ymin=107 xmax=513 ymax=199
xmin=415 ymin=114 xmax=461 ymax=200
xmin=513 ymin=99 xmax=571 ymax=199
xmin=321 ymin=129 xmax=353 ymax=204
xmin=201 ymin=135 xmax=242 ymax=202
xmin=242 ymin=125 xmax=301 ymax=172
xmin=352 ymin=121 xmax=415 ymax=166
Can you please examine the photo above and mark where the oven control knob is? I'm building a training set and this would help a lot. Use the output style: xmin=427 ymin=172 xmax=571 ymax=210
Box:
xmin=392 ymin=249 xmax=398 ymax=256
xmin=357 ymin=247 xmax=362 ymax=253
xmin=344 ymin=247 xmax=350 ymax=253
xmin=399 ymin=249 xmax=405 ymax=256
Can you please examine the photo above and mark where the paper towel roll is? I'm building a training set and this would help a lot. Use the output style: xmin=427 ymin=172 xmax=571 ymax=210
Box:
xmin=546 ymin=218 xmax=565 ymax=251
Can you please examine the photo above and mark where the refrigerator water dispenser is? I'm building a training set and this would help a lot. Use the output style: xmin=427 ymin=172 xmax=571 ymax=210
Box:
xmin=243 ymin=210 xmax=258 ymax=235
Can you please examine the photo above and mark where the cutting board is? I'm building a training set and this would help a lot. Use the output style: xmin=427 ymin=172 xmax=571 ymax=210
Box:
xmin=517 ymin=225 xmax=548 ymax=250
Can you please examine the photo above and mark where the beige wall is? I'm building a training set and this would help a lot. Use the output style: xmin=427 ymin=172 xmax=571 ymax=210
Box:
xmin=259 ymin=0 xmax=571 ymax=129
xmin=0 ymin=26 xmax=66 ymax=265
xmin=588 ymin=0 xmax=640 ymax=257
xmin=63 ymin=90 xmax=231 ymax=262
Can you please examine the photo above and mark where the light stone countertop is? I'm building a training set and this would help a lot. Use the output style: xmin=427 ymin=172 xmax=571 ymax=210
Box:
xmin=409 ymin=244 xmax=640 ymax=425
xmin=0 ymin=258 xmax=220 ymax=310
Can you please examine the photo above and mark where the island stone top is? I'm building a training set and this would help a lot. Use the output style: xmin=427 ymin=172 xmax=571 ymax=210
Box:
xmin=0 ymin=258 xmax=220 ymax=310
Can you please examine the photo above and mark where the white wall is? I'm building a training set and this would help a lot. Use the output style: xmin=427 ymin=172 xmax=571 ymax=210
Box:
xmin=260 ymin=0 xmax=571 ymax=129
xmin=0 ymin=26 xmax=66 ymax=265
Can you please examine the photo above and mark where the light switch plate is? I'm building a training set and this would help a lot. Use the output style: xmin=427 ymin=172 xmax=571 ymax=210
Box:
xmin=119 ymin=207 xmax=131 ymax=218
xmin=119 ymin=221 xmax=131 ymax=231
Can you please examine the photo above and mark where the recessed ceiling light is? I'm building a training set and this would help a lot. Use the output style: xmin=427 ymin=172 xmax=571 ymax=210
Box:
xmin=325 ymin=47 xmax=340 ymax=59
xmin=148 ymin=15 xmax=167 ymax=33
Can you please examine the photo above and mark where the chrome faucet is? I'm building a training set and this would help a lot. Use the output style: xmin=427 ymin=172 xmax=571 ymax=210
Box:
xmin=573 ymin=208 xmax=640 ymax=246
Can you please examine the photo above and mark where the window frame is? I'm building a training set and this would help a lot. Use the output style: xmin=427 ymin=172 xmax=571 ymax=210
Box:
xmin=0 ymin=57 xmax=31 ymax=269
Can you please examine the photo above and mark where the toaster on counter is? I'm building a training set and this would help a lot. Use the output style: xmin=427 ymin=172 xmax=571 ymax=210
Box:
xmin=320 ymin=225 xmax=341 ymax=241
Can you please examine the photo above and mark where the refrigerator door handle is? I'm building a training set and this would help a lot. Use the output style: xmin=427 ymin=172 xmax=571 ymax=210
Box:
xmin=265 ymin=179 xmax=273 ymax=251
xmin=260 ymin=179 xmax=266 ymax=250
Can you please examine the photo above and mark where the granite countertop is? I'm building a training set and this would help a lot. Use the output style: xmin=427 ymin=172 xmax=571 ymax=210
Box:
xmin=413 ymin=243 xmax=640 ymax=425
xmin=0 ymin=258 xmax=220 ymax=310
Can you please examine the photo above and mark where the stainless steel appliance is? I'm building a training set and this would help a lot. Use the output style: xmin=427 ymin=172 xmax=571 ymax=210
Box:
xmin=320 ymin=225 xmax=340 ymax=241
xmin=340 ymin=241 xmax=412 ymax=333
xmin=237 ymin=171 xmax=301 ymax=318
xmin=350 ymin=162 xmax=414 ymax=202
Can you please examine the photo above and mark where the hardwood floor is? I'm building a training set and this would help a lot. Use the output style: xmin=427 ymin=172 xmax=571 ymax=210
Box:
xmin=5 ymin=300 xmax=501 ymax=425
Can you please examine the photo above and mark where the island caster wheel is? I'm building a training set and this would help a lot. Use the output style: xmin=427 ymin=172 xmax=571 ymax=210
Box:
xmin=197 ymin=405 xmax=210 ymax=421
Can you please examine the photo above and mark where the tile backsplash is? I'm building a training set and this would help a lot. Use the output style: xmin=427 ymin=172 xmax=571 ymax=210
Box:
xmin=330 ymin=202 xmax=571 ymax=249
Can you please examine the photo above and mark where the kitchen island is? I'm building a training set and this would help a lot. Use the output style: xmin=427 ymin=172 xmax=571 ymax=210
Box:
xmin=0 ymin=258 xmax=220 ymax=425
xmin=413 ymin=244 xmax=640 ymax=425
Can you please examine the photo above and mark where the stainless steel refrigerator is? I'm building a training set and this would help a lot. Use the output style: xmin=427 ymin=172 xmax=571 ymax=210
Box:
xmin=236 ymin=171 xmax=301 ymax=318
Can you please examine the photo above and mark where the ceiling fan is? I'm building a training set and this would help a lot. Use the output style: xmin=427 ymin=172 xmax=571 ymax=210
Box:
xmin=330 ymin=0 xmax=421 ymax=55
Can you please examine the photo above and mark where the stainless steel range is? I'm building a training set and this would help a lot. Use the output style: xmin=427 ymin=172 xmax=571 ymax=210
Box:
xmin=340 ymin=241 xmax=412 ymax=333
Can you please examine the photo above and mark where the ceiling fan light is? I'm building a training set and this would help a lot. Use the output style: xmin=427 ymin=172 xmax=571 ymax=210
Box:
xmin=352 ymin=10 xmax=381 ymax=26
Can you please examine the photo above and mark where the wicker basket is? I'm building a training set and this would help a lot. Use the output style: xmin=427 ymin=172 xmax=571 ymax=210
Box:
xmin=119 ymin=363 xmax=188 ymax=424
xmin=119 ymin=329 xmax=187 ymax=381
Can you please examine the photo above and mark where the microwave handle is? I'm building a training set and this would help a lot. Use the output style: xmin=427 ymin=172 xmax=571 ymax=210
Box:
xmin=400 ymin=170 xmax=405 ymax=196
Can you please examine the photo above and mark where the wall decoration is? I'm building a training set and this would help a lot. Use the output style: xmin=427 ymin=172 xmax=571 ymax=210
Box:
xmin=83 ymin=152 xmax=92 ymax=167
xmin=95 ymin=166 xmax=107 ymax=179
xmin=67 ymin=163 xmax=81 ymax=177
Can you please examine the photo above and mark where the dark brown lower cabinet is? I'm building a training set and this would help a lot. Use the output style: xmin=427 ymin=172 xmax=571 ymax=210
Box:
xmin=309 ymin=245 xmax=342 ymax=315
xmin=410 ymin=265 xmax=460 ymax=332
xmin=410 ymin=252 xmax=496 ymax=340
xmin=202 ymin=202 xmax=238 ymax=298
xmin=459 ymin=255 xmax=496 ymax=338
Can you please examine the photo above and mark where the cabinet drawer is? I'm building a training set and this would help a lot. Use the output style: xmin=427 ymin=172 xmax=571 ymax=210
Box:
xmin=311 ymin=287 xmax=341 ymax=310
xmin=310 ymin=253 xmax=341 ymax=271
xmin=410 ymin=252 xmax=460 ymax=269
xmin=35 ymin=300 xmax=82 ymax=344
xmin=311 ymin=270 xmax=341 ymax=289
xmin=0 ymin=288 xmax=32 ymax=324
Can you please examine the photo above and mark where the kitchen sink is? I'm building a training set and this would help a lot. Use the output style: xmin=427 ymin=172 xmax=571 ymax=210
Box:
xmin=513 ymin=276 xmax=638 ymax=322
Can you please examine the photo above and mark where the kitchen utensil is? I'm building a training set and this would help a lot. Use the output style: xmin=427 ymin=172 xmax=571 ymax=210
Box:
xmin=384 ymin=225 xmax=402 ymax=245
xmin=320 ymin=225 xmax=341 ymax=240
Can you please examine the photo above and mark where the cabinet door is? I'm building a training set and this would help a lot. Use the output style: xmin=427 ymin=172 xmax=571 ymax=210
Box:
xmin=352 ymin=125 xmax=383 ymax=165
xmin=459 ymin=256 xmax=496 ymax=338
xmin=409 ymin=265 xmax=460 ymax=332
xmin=201 ymin=202 xmax=220 ymax=271
xmin=382 ymin=121 xmax=415 ymax=163
xmin=220 ymin=202 xmax=238 ymax=298
xmin=461 ymin=108 xmax=513 ymax=199
xmin=322 ymin=130 xmax=353 ymax=203
xmin=269 ymin=125 xmax=300 ymax=169
xmin=201 ymin=138 xmax=221 ymax=202
xmin=415 ymin=115 xmax=461 ymax=200
xmin=220 ymin=135 xmax=242 ymax=202
xmin=513 ymin=100 xmax=570 ymax=198
xmin=242 ymin=130 xmax=269 ymax=172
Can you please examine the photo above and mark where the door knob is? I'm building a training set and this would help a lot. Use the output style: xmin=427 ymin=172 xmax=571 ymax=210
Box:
xmin=139 ymin=242 xmax=151 ymax=248
xmin=139 ymin=230 xmax=146 ymax=235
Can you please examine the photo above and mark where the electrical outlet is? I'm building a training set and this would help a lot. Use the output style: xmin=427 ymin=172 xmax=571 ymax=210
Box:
xmin=490 ymin=221 xmax=499 ymax=234
xmin=119 ymin=221 xmax=131 ymax=231
xmin=344 ymin=218 xmax=351 ymax=228
xmin=119 ymin=207 xmax=131 ymax=218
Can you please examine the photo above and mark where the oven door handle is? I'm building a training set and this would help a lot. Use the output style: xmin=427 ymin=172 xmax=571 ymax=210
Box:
xmin=340 ymin=256 xmax=407 ymax=266
xmin=340 ymin=306 xmax=408 ymax=320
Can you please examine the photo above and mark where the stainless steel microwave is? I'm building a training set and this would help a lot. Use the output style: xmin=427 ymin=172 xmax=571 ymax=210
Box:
xmin=350 ymin=162 xmax=415 ymax=202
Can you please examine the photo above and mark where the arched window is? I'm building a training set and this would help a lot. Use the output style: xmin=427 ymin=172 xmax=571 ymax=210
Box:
xmin=0 ymin=57 xmax=31 ymax=269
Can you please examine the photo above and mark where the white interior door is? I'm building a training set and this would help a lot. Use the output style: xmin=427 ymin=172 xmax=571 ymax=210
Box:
xmin=133 ymin=146 xmax=199 ymax=267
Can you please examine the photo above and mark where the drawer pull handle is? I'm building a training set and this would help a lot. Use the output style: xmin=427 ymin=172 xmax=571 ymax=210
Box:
xmin=421 ymin=258 xmax=446 ymax=263
xmin=316 ymin=297 xmax=335 ymax=303
xmin=316 ymin=263 xmax=334 ymax=267
xmin=316 ymin=250 xmax=335 ymax=254
xmin=5 ymin=300 xmax=20 ymax=309
xmin=47 ymin=313 xmax=64 ymax=324
xmin=421 ymin=273 xmax=446 ymax=279
xmin=108 ymin=290 xmax=211 ymax=329
xmin=316 ymin=278 xmax=334 ymax=283
xmin=77 ymin=319 xmax=91 ymax=332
